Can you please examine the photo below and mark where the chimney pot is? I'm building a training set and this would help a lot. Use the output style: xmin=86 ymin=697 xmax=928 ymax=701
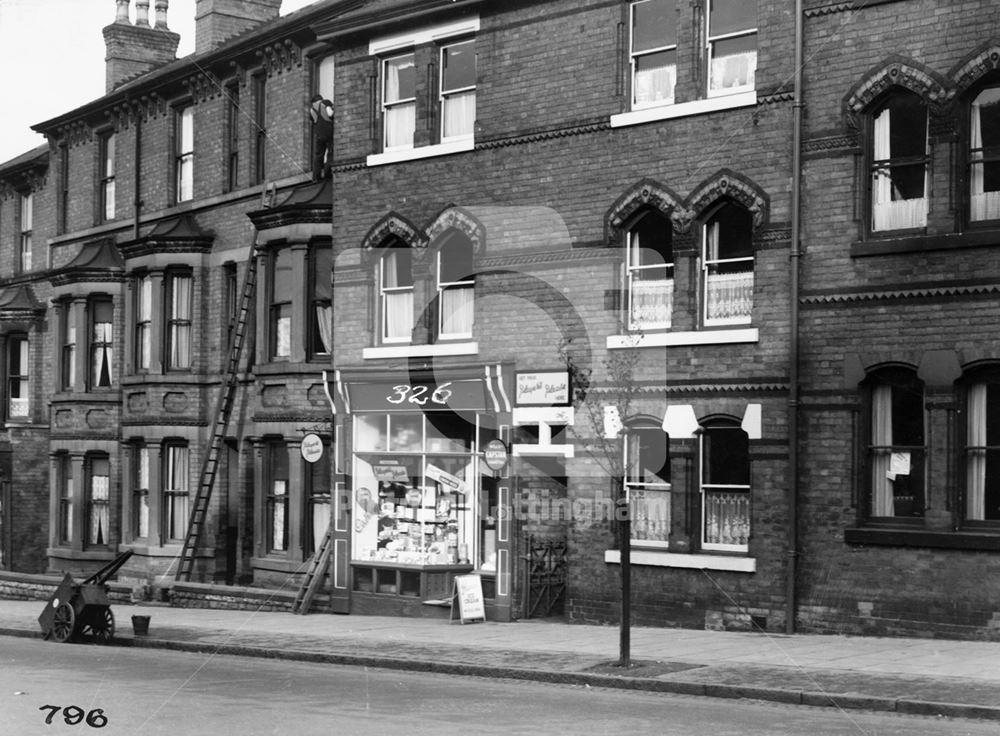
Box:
xmin=154 ymin=0 xmax=169 ymax=29
xmin=135 ymin=0 xmax=149 ymax=26
xmin=115 ymin=0 xmax=130 ymax=23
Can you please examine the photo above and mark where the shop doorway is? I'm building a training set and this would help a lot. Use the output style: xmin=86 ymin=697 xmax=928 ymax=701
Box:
xmin=521 ymin=535 xmax=567 ymax=618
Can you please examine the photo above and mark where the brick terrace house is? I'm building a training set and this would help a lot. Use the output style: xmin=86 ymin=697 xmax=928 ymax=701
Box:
xmin=0 ymin=0 xmax=997 ymax=638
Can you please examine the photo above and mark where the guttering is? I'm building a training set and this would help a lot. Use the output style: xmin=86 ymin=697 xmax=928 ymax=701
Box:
xmin=133 ymin=113 xmax=142 ymax=241
xmin=787 ymin=0 xmax=804 ymax=635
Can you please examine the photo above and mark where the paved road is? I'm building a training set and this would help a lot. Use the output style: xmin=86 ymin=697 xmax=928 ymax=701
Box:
xmin=0 ymin=638 xmax=993 ymax=736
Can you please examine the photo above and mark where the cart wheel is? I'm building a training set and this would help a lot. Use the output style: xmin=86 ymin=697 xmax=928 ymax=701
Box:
xmin=89 ymin=608 xmax=115 ymax=644
xmin=51 ymin=603 xmax=75 ymax=643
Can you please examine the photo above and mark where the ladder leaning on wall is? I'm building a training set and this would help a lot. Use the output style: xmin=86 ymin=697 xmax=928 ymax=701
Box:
xmin=175 ymin=254 xmax=258 ymax=582
xmin=292 ymin=524 xmax=334 ymax=614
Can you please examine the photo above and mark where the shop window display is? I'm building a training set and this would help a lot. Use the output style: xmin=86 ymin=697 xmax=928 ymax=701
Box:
xmin=352 ymin=413 xmax=478 ymax=566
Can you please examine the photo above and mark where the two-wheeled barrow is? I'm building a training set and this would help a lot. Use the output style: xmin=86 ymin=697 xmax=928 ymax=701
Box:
xmin=38 ymin=549 xmax=134 ymax=643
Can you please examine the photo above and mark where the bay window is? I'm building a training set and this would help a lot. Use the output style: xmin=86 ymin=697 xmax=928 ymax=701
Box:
xmin=440 ymin=39 xmax=476 ymax=141
xmin=7 ymin=335 xmax=29 ymax=420
xmin=309 ymin=246 xmax=332 ymax=359
xmin=163 ymin=443 xmax=189 ymax=542
xmin=166 ymin=272 xmax=192 ymax=370
xmin=60 ymin=302 xmax=77 ymax=391
xmin=969 ymin=85 xmax=1000 ymax=222
xmin=133 ymin=444 xmax=150 ymax=539
xmin=626 ymin=210 xmax=673 ymax=330
xmin=269 ymin=248 xmax=292 ymax=360
xmin=870 ymin=91 xmax=928 ymax=232
xmin=58 ymin=454 xmax=73 ymax=544
xmin=702 ymin=201 xmax=753 ymax=325
xmin=90 ymin=298 xmax=114 ymax=389
xmin=382 ymin=53 xmax=416 ymax=150
xmin=437 ymin=234 xmax=475 ymax=339
xmin=868 ymin=369 xmax=925 ymax=519
xmin=630 ymin=0 xmax=677 ymax=108
xmin=87 ymin=455 xmax=110 ymax=548
xmin=379 ymin=243 xmax=414 ymax=343
xmin=700 ymin=420 xmax=750 ymax=551
xmin=134 ymin=274 xmax=152 ymax=371
xmin=625 ymin=425 xmax=671 ymax=547
xmin=707 ymin=0 xmax=757 ymax=95
xmin=266 ymin=442 xmax=289 ymax=553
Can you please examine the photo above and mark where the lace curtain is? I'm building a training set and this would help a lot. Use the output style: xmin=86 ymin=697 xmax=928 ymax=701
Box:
xmin=629 ymin=278 xmax=672 ymax=329
xmin=710 ymin=51 xmax=756 ymax=91
xmin=705 ymin=270 xmax=753 ymax=322
xmin=703 ymin=491 xmax=750 ymax=546
xmin=90 ymin=473 xmax=109 ymax=546
xmin=634 ymin=59 xmax=675 ymax=106
xmin=442 ymin=91 xmax=475 ymax=139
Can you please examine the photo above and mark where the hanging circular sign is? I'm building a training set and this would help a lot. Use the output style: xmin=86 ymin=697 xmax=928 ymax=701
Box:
xmin=483 ymin=439 xmax=509 ymax=471
xmin=300 ymin=433 xmax=324 ymax=463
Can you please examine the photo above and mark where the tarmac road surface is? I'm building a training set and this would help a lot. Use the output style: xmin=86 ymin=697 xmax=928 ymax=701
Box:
xmin=0 ymin=637 xmax=995 ymax=736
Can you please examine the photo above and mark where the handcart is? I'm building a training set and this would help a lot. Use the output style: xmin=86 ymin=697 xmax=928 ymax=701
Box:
xmin=38 ymin=550 xmax=134 ymax=643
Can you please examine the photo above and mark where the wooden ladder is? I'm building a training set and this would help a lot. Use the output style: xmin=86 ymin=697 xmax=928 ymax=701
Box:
xmin=292 ymin=524 xmax=334 ymax=614
xmin=175 ymin=255 xmax=258 ymax=582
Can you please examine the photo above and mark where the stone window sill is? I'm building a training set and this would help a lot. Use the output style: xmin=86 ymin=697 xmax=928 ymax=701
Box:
xmin=604 ymin=549 xmax=755 ymax=572
xmin=607 ymin=328 xmax=758 ymax=349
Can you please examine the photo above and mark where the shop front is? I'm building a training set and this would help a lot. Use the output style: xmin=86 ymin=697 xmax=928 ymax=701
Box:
xmin=326 ymin=368 xmax=514 ymax=620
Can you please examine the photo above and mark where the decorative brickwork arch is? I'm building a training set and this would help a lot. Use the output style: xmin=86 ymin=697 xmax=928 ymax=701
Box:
xmin=950 ymin=42 xmax=1000 ymax=95
xmin=605 ymin=179 xmax=684 ymax=243
xmin=360 ymin=212 xmax=424 ymax=267
xmin=682 ymin=170 xmax=769 ymax=230
xmin=843 ymin=56 xmax=951 ymax=130
xmin=423 ymin=205 xmax=486 ymax=258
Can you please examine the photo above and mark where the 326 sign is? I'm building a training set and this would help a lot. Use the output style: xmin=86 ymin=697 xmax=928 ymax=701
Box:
xmin=386 ymin=382 xmax=453 ymax=406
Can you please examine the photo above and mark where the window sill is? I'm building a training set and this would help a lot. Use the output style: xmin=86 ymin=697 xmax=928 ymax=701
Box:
xmin=610 ymin=91 xmax=756 ymax=129
xmin=844 ymin=527 xmax=1000 ymax=550
xmin=607 ymin=328 xmax=758 ymax=349
xmin=605 ymin=549 xmax=755 ymax=572
xmin=362 ymin=342 xmax=478 ymax=360
xmin=850 ymin=229 xmax=1000 ymax=257
xmin=366 ymin=138 xmax=474 ymax=167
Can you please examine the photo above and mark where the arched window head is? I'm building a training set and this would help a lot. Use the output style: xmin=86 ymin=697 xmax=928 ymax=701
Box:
xmin=870 ymin=90 xmax=928 ymax=232
xmin=702 ymin=200 xmax=753 ymax=326
xmin=626 ymin=209 xmax=673 ymax=330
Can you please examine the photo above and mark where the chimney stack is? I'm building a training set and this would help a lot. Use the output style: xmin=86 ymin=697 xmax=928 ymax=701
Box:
xmin=103 ymin=0 xmax=181 ymax=93
xmin=194 ymin=0 xmax=282 ymax=56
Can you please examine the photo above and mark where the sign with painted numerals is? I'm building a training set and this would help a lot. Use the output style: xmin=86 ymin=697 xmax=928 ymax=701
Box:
xmin=349 ymin=379 xmax=487 ymax=412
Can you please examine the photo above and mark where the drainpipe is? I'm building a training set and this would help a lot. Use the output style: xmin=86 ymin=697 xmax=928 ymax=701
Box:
xmin=133 ymin=106 xmax=143 ymax=240
xmin=786 ymin=0 xmax=804 ymax=635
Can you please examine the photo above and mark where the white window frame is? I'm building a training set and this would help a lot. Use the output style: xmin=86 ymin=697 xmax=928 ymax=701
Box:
xmin=382 ymin=51 xmax=417 ymax=151
xmin=133 ymin=443 xmax=150 ymax=539
xmin=7 ymin=335 xmax=29 ymax=420
xmin=18 ymin=192 xmax=32 ymax=273
xmin=702 ymin=211 xmax=754 ymax=327
xmin=175 ymin=106 xmax=194 ymax=203
xmin=870 ymin=94 xmax=929 ymax=232
xmin=166 ymin=272 xmax=193 ymax=370
xmin=624 ymin=427 xmax=671 ymax=549
xmin=699 ymin=422 xmax=751 ymax=553
xmin=163 ymin=443 xmax=189 ymax=542
xmin=630 ymin=0 xmax=677 ymax=110
xmin=100 ymin=132 xmax=116 ymax=221
xmin=379 ymin=249 xmax=414 ymax=345
xmin=706 ymin=0 xmax=757 ymax=98
xmin=440 ymin=38 xmax=476 ymax=142
xmin=436 ymin=242 xmax=475 ymax=341
xmin=969 ymin=85 xmax=1000 ymax=223
xmin=626 ymin=213 xmax=673 ymax=331
xmin=134 ymin=274 xmax=152 ymax=372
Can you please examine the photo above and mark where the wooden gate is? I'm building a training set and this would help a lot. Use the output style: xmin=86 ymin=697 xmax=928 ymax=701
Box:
xmin=522 ymin=536 xmax=567 ymax=618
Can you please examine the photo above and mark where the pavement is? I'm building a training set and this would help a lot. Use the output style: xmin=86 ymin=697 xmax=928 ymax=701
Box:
xmin=1 ymin=598 xmax=999 ymax=722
